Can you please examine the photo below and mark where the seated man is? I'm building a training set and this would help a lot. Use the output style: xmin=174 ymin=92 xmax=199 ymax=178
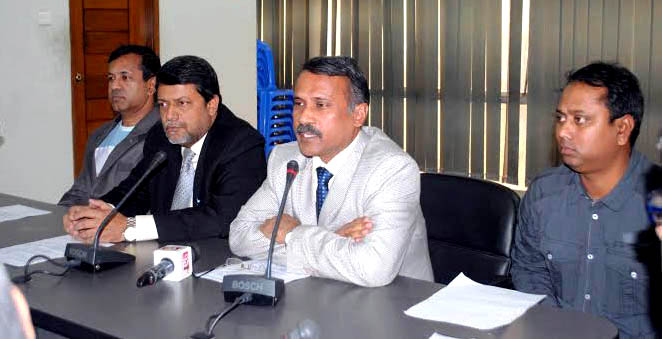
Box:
xmin=229 ymin=56 xmax=433 ymax=287
xmin=511 ymin=62 xmax=660 ymax=338
xmin=63 ymin=55 xmax=267 ymax=242
xmin=59 ymin=45 xmax=161 ymax=207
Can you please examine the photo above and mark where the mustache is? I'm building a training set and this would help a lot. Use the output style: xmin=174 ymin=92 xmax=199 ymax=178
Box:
xmin=164 ymin=121 xmax=185 ymax=128
xmin=296 ymin=124 xmax=322 ymax=137
xmin=110 ymin=90 xmax=124 ymax=97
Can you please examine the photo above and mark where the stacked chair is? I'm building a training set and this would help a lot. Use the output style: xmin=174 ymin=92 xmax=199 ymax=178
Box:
xmin=256 ymin=40 xmax=296 ymax=158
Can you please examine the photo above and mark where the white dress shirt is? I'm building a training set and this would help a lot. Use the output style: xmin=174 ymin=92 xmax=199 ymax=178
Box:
xmin=131 ymin=134 xmax=207 ymax=241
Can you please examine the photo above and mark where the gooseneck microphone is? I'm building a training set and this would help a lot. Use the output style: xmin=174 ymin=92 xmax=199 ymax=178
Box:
xmin=65 ymin=151 xmax=167 ymax=272
xmin=266 ymin=160 xmax=299 ymax=278
xmin=222 ymin=160 xmax=299 ymax=306
xmin=136 ymin=258 xmax=174 ymax=287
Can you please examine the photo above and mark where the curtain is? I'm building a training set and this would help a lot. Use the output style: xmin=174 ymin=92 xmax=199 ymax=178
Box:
xmin=258 ymin=0 xmax=662 ymax=187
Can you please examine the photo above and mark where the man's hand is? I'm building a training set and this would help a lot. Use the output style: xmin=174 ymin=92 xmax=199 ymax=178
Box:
xmin=64 ymin=199 xmax=127 ymax=243
xmin=259 ymin=214 xmax=300 ymax=244
xmin=335 ymin=217 xmax=373 ymax=242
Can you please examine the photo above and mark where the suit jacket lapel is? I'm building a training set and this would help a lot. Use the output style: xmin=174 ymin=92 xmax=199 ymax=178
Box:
xmin=163 ymin=145 xmax=182 ymax=209
xmin=318 ymin=130 xmax=369 ymax=226
xmin=90 ymin=117 xmax=120 ymax=176
xmin=97 ymin=109 xmax=159 ymax=178
xmin=291 ymin=155 xmax=317 ymax=225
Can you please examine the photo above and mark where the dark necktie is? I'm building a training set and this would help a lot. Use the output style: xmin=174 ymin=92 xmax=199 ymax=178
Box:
xmin=316 ymin=167 xmax=333 ymax=221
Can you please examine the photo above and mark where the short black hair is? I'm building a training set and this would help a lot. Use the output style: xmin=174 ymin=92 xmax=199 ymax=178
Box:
xmin=108 ymin=45 xmax=161 ymax=81
xmin=566 ymin=61 xmax=644 ymax=147
xmin=302 ymin=56 xmax=370 ymax=108
xmin=156 ymin=55 xmax=222 ymax=103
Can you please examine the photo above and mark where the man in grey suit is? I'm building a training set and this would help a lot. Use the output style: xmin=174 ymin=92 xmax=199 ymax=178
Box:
xmin=230 ymin=56 xmax=433 ymax=287
xmin=58 ymin=45 xmax=161 ymax=207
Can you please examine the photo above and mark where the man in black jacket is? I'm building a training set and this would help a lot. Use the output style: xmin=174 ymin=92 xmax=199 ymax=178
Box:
xmin=63 ymin=55 xmax=266 ymax=242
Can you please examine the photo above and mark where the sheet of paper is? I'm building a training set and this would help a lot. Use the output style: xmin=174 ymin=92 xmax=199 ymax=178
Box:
xmin=201 ymin=259 xmax=309 ymax=284
xmin=0 ymin=235 xmax=112 ymax=267
xmin=405 ymin=273 xmax=546 ymax=330
xmin=429 ymin=333 xmax=474 ymax=339
xmin=0 ymin=204 xmax=50 ymax=222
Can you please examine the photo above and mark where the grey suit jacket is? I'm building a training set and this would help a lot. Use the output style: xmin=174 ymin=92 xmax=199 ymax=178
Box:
xmin=58 ymin=108 xmax=160 ymax=207
xmin=230 ymin=126 xmax=433 ymax=287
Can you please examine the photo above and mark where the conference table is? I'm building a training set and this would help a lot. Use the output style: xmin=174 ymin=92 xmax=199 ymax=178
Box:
xmin=0 ymin=193 xmax=618 ymax=339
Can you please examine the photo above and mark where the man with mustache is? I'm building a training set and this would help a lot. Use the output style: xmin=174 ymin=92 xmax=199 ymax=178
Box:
xmin=511 ymin=62 xmax=660 ymax=338
xmin=63 ymin=55 xmax=266 ymax=242
xmin=229 ymin=56 xmax=433 ymax=287
xmin=59 ymin=45 xmax=161 ymax=207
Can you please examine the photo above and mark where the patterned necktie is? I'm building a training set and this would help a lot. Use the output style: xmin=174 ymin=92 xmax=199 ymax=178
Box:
xmin=171 ymin=148 xmax=195 ymax=211
xmin=316 ymin=167 xmax=333 ymax=220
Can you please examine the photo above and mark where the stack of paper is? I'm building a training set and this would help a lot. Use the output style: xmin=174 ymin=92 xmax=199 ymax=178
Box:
xmin=201 ymin=259 xmax=309 ymax=284
xmin=405 ymin=273 xmax=546 ymax=330
xmin=0 ymin=204 xmax=50 ymax=223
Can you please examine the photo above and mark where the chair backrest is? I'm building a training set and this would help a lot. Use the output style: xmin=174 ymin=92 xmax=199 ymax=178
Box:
xmin=420 ymin=173 xmax=520 ymax=286
xmin=257 ymin=40 xmax=276 ymax=90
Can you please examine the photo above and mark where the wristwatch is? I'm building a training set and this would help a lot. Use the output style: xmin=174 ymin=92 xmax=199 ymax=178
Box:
xmin=123 ymin=217 xmax=137 ymax=241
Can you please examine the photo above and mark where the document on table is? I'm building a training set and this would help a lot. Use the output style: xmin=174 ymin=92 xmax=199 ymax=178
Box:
xmin=201 ymin=259 xmax=309 ymax=284
xmin=405 ymin=273 xmax=546 ymax=330
xmin=0 ymin=235 xmax=111 ymax=267
xmin=0 ymin=204 xmax=50 ymax=223
xmin=429 ymin=333 xmax=474 ymax=339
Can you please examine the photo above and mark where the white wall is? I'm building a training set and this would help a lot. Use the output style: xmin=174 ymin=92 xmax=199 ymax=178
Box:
xmin=160 ymin=0 xmax=257 ymax=126
xmin=0 ymin=1 xmax=73 ymax=203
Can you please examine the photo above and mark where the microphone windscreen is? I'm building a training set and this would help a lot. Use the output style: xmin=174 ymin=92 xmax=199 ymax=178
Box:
xmin=151 ymin=151 xmax=167 ymax=167
xmin=287 ymin=160 xmax=299 ymax=174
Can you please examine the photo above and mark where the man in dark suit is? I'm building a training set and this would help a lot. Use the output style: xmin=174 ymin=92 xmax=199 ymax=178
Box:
xmin=63 ymin=55 xmax=267 ymax=242
xmin=59 ymin=45 xmax=161 ymax=207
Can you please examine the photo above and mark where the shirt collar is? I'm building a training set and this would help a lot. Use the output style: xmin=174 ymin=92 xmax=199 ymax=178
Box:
xmin=569 ymin=151 xmax=645 ymax=211
xmin=311 ymin=131 xmax=361 ymax=176
xmin=181 ymin=133 xmax=207 ymax=158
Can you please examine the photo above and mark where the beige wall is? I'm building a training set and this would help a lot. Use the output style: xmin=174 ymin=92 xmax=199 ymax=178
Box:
xmin=160 ymin=0 xmax=257 ymax=126
xmin=0 ymin=0 xmax=73 ymax=203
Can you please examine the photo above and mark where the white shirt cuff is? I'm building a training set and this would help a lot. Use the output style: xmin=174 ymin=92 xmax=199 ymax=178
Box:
xmin=134 ymin=215 xmax=159 ymax=241
xmin=284 ymin=231 xmax=293 ymax=244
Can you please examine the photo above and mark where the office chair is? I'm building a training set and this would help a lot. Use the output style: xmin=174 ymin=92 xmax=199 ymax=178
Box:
xmin=420 ymin=173 xmax=520 ymax=288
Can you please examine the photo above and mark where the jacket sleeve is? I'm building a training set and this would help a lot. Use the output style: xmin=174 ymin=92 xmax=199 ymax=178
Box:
xmin=100 ymin=128 xmax=158 ymax=217
xmin=228 ymin=151 xmax=283 ymax=258
xmin=58 ymin=128 xmax=102 ymax=207
xmin=284 ymin=155 xmax=421 ymax=287
xmin=511 ymin=185 xmax=558 ymax=305
xmin=153 ymin=135 xmax=267 ymax=242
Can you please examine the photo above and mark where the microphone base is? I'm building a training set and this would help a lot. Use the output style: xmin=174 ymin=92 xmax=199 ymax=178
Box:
xmin=65 ymin=243 xmax=135 ymax=272
xmin=222 ymin=274 xmax=284 ymax=306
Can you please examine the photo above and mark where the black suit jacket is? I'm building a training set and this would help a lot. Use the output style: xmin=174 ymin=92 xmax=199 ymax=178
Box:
xmin=102 ymin=104 xmax=267 ymax=242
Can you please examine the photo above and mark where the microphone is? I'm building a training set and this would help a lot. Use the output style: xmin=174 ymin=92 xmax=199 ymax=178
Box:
xmin=137 ymin=258 xmax=174 ymax=287
xmin=65 ymin=151 xmax=167 ymax=272
xmin=137 ymin=245 xmax=193 ymax=287
xmin=223 ymin=160 xmax=299 ymax=306
xmin=282 ymin=319 xmax=320 ymax=339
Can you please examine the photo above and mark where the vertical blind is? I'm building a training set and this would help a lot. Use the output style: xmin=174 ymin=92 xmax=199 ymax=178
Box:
xmin=258 ymin=0 xmax=662 ymax=187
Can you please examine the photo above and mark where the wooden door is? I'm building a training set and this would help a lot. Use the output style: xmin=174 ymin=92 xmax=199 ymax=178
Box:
xmin=69 ymin=0 xmax=159 ymax=175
